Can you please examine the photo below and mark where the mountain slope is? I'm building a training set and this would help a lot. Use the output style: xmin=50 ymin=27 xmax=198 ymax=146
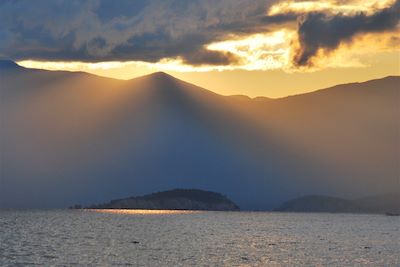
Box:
xmin=0 ymin=61 xmax=399 ymax=209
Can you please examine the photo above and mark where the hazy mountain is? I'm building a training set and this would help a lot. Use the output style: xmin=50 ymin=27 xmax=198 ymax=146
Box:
xmin=275 ymin=192 xmax=400 ymax=214
xmin=275 ymin=195 xmax=362 ymax=213
xmin=354 ymin=192 xmax=400 ymax=214
xmin=0 ymin=60 xmax=399 ymax=209
xmin=87 ymin=189 xmax=239 ymax=211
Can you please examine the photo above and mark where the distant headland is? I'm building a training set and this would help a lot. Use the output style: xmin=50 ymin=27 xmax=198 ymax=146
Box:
xmin=69 ymin=190 xmax=400 ymax=214
xmin=275 ymin=193 xmax=400 ymax=214
xmin=73 ymin=189 xmax=240 ymax=211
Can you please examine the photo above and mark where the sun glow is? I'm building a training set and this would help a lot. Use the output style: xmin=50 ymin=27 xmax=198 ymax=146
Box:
xmin=17 ymin=31 xmax=295 ymax=73
xmin=293 ymin=31 xmax=400 ymax=71
xmin=206 ymin=30 xmax=295 ymax=71
xmin=18 ymin=60 xmax=141 ymax=71
xmin=16 ymin=27 xmax=399 ymax=76
xmin=86 ymin=209 xmax=201 ymax=215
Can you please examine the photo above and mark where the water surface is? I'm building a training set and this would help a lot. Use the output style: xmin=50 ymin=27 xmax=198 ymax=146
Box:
xmin=0 ymin=210 xmax=398 ymax=266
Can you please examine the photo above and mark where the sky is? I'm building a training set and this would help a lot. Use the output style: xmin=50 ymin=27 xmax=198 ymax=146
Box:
xmin=1 ymin=0 xmax=399 ymax=97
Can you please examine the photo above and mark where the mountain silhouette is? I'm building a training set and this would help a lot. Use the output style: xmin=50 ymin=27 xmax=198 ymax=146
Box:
xmin=0 ymin=61 xmax=399 ymax=209
xmin=87 ymin=188 xmax=240 ymax=211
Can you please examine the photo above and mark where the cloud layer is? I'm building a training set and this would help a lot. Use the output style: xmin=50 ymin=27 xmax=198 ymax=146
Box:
xmin=0 ymin=0 xmax=274 ymax=65
xmin=0 ymin=0 xmax=398 ymax=70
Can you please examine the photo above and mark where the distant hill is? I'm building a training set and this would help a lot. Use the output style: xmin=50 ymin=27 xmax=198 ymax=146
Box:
xmin=275 ymin=195 xmax=362 ymax=213
xmin=275 ymin=193 xmax=400 ymax=214
xmin=87 ymin=189 xmax=240 ymax=211
xmin=0 ymin=60 xmax=399 ymax=209
xmin=354 ymin=193 xmax=400 ymax=214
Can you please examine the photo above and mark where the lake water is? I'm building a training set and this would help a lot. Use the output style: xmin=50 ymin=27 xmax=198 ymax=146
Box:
xmin=0 ymin=210 xmax=399 ymax=266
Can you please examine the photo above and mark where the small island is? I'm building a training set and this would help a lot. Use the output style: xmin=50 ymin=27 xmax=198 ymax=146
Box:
xmin=84 ymin=189 xmax=240 ymax=211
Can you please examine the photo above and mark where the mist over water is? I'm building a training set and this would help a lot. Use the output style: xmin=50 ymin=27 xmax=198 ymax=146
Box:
xmin=0 ymin=210 xmax=399 ymax=266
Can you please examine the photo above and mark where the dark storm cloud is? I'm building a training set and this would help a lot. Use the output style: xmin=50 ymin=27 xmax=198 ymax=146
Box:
xmin=294 ymin=0 xmax=400 ymax=66
xmin=1 ymin=0 xmax=398 ymax=67
xmin=0 ymin=0 xmax=276 ymax=65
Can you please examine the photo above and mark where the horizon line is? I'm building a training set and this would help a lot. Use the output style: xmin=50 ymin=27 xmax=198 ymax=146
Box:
xmin=2 ymin=59 xmax=399 ymax=100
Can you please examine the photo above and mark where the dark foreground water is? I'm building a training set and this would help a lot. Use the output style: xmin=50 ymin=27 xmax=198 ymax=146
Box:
xmin=0 ymin=210 xmax=399 ymax=266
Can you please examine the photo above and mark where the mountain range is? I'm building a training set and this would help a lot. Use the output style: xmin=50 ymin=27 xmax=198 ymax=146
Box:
xmin=0 ymin=60 xmax=399 ymax=209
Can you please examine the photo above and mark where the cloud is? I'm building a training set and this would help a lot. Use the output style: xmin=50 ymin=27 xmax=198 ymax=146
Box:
xmin=267 ymin=0 xmax=396 ymax=16
xmin=293 ymin=0 xmax=400 ymax=66
xmin=0 ymin=0 xmax=276 ymax=65
xmin=1 ymin=0 xmax=398 ymax=70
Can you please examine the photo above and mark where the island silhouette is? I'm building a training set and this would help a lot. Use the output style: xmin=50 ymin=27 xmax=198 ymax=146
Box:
xmin=82 ymin=189 xmax=239 ymax=211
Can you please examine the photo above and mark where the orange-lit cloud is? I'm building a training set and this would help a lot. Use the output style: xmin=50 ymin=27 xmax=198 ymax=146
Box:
xmin=206 ymin=30 xmax=294 ymax=71
xmin=272 ymin=0 xmax=400 ymax=67
xmin=11 ymin=0 xmax=400 ymax=75
xmin=289 ymin=30 xmax=400 ymax=71
xmin=18 ymin=28 xmax=399 ymax=74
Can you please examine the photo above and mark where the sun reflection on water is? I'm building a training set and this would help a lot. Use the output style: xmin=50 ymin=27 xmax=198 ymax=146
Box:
xmin=85 ymin=209 xmax=202 ymax=215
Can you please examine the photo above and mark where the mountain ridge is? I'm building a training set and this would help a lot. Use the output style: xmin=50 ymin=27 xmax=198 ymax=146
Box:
xmin=2 ymin=59 xmax=397 ymax=99
xmin=1 ymin=61 xmax=399 ymax=209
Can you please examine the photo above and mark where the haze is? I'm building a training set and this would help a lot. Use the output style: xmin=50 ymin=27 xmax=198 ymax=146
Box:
xmin=1 ymin=61 xmax=399 ymax=209
xmin=0 ymin=0 xmax=399 ymax=209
